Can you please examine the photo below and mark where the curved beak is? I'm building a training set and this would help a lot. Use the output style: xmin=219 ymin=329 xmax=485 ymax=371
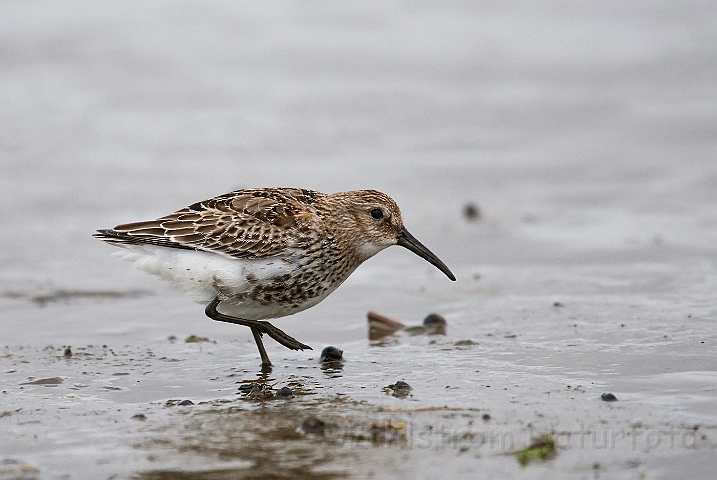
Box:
xmin=396 ymin=228 xmax=456 ymax=281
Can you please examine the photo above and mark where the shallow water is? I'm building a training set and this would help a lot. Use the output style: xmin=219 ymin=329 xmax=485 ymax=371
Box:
xmin=1 ymin=1 xmax=716 ymax=479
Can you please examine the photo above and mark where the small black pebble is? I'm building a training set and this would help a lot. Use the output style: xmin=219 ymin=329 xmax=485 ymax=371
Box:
xmin=463 ymin=203 xmax=481 ymax=221
xmin=276 ymin=386 xmax=293 ymax=398
xmin=600 ymin=393 xmax=618 ymax=402
xmin=393 ymin=380 xmax=411 ymax=392
xmin=302 ymin=415 xmax=326 ymax=434
xmin=64 ymin=348 xmax=72 ymax=357
xmin=178 ymin=400 xmax=194 ymax=406
xmin=167 ymin=335 xmax=177 ymax=342
xmin=482 ymin=414 xmax=491 ymax=421
xmin=320 ymin=346 xmax=344 ymax=363
xmin=132 ymin=413 xmax=147 ymax=421
xmin=423 ymin=314 xmax=447 ymax=326
xmin=553 ymin=302 xmax=564 ymax=307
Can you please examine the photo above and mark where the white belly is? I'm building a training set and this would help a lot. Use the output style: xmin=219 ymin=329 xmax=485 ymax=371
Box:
xmin=112 ymin=245 xmax=342 ymax=320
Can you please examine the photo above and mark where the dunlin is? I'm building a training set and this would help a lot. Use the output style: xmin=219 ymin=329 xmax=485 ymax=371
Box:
xmin=95 ymin=188 xmax=455 ymax=366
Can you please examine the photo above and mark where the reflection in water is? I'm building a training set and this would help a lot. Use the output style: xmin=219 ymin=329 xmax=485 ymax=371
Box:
xmin=321 ymin=362 xmax=343 ymax=379
xmin=238 ymin=364 xmax=274 ymax=385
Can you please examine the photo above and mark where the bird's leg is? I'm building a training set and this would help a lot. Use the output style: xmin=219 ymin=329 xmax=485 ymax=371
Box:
xmin=204 ymin=297 xmax=312 ymax=365
xmin=250 ymin=327 xmax=272 ymax=367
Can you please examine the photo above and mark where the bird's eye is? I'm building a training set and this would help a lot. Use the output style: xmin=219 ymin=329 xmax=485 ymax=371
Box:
xmin=370 ymin=208 xmax=384 ymax=219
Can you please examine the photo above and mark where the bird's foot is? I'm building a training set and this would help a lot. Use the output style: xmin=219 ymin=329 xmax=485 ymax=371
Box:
xmin=256 ymin=321 xmax=312 ymax=351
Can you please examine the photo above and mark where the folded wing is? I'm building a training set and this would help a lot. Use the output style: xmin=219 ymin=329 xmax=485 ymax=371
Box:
xmin=94 ymin=188 xmax=324 ymax=259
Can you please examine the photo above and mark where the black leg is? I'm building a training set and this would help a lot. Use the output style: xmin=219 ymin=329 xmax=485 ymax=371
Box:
xmin=250 ymin=327 xmax=272 ymax=367
xmin=204 ymin=297 xmax=312 ymax=365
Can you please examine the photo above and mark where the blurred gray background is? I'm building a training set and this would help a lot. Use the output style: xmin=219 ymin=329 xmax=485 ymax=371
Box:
xmin=3 ymin=0 xmax=716 ymax=340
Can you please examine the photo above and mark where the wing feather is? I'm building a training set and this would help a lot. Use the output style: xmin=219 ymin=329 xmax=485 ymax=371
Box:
xmin=94 ymin=188 xmax=326 ymax=259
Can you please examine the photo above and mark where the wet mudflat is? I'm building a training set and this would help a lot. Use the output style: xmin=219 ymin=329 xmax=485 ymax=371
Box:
xmin=1 ymin=274 xmax=715 ymax=479
xmin=2 ymin=1 xmax=717 ymax=479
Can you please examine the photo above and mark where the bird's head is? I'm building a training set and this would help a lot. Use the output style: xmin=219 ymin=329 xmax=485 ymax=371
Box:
xmin=329 ymin=190 xmax=455 ymax=281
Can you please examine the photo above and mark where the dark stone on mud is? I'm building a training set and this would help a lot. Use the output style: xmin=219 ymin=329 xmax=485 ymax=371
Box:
xmin=385 ymin=380 xmax=412 ymax=398
xmin=463 ymin=203 xmax=481 ymax=221
xmin=301 ymin=415 xmax=326 ymax=434
xmin=132 ymin=413 xmax=147 ymax=421
xmin=600 ymin=393 xmax=618 ymax=402
xmin=63 ymin=347 xmax=72 ymax=357
xmin=320 ymin=346 xmax=344 ymax=363
xmin=422 ymin=313 xmax=447 ymax=335
xmin=553 ymin=302 xmax=564 ymax=307
xmin=393 ymin=381 xmax=411 ymax=392
xmin=178 ymin=400 xmax=194 ymax=406
xmin=423 ymin=314 xmax=446 ymax=326
xmin=482 ymin=414 xmax=491 ymax=422
xmin=276 ymin=386 xmax=293 ymax=398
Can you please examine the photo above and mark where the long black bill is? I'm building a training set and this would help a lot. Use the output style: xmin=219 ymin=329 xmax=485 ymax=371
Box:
xmin=396 ymin=228 xmax=456 ymax=281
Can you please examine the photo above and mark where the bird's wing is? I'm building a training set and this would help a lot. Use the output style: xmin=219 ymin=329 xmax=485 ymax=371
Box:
xmin=94 ymin=188 xmax=325 ymax=259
